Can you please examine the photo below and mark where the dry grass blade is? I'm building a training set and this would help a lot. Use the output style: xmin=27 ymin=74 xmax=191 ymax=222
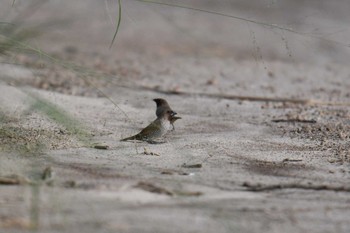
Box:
xmin=135 ymin=0 xmax=350 ymax=49
xmin=243 ymin=182 xmax=350 ymax=192
xmin=130 ymin=85 xmax=350 ymax=106
xmin=0 ymin=24 xmax=40 ymax=55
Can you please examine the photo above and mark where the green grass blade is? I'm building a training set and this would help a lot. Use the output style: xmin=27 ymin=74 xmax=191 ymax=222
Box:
xmin=110 ymin=0 xmax=122 ymax=48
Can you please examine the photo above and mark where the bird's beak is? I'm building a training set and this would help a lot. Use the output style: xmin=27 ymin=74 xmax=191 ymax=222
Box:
xmin=171 ymin=111 xmax=177 ymax=116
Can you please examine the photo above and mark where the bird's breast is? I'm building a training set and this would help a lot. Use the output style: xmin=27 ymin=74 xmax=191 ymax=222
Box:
xmin=160 ymin=119 xmax=172 ymax=131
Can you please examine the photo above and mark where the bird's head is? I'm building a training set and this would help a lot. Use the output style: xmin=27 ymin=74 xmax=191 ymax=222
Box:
xmin=164 ymin=110 xmax=181 ymax=121
xmin=153 ymin=98 xmax=169 ymax=107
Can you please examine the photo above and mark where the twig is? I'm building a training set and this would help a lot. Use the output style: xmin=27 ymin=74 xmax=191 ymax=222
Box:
xmin=181 ymin=163 xmax=202 ymax=168
xmin=93 ymin=144 xmax=109 ymax=150
xmin=0 ymin=175 xmax=30 ymax=185
xmin=134 ymin=181 xmax=173 ymax=196
xmin=272 ymin=119 xmax=317 ymax=123
xmin=135 ymin=85 xmax=350 ymax=106
xmin=242 ymin=182 xmax=350 ymax=192
xmin=282 ymin=158 xmax=303 ymax=163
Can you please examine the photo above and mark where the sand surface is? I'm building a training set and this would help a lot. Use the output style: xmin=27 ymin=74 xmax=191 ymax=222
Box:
xmin=1 ymin=1 xmax=350 ymax=233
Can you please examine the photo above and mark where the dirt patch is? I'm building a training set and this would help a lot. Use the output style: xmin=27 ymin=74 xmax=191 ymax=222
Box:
xmin=270 ymin=105 xmax=350 ymax=163
xmin=243 ymin=158 xmax=313 ymax=178
xmin=0 ymin=124 xmax=77 ymax=153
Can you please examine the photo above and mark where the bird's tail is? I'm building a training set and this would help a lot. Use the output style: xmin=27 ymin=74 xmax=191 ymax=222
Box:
xmin=120 ymin=134 xmax=141 ymax=141
xmin=120 ymin=136 xmax=135 ymax=141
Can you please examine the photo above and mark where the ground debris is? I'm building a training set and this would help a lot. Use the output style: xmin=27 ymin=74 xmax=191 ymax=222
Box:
xmin=272 ymin=118 xmax=316 ymax=123
xmin=41 ymin=166 xmax=54 ymax=185
xmin=174 ymin=190 xmax=203 ymax=197
xmin=160 ymin=169 xmax=189 ymax=176
xmin=93 ymin=144 xmax=109 ymax=150
xmin=134 ymin=181 xmax=173 ymax=196
xmin=134 ymin=181 xmax=202 ymax=197
xmin=181 ymin=163 xmax=202 ymax=168
xmin=0 ymin=174 xmax=30 ymax=185
xmin=242 ymin=182 xmax=350 ymax=192
xmin=0 ymin=167 xmax=55 ymax=186
xmin=143 ymin=147 xmax=160 ymax=156
xmin=272 ymin=106 xmax=350 ymax=164
xmin=137 ymin=85 xmax=350 ymax=106
xmin=282 ymin=158 xmax=303 ymax=163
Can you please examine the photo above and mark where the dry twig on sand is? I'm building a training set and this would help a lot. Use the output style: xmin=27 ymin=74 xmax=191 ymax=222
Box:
xmin=130 ymin=85 xmax=350 ymax=107
xmin=243 ymin=182 xmax=350 ymax=192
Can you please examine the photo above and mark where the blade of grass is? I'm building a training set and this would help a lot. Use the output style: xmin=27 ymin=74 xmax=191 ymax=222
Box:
xmin=29 ymin=184 xmax=40 ymax=230
xmin=109 ymin=0 xmax=122 ymax=48
xmin=27 ymin=92 xmax=91 ymax=145
xmin=0 ymin=28 xmax=41 ymax=55
xmin=1 ymin=34 xmax=132 ymax=124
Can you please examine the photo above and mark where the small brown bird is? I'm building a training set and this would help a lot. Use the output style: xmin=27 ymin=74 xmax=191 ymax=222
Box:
xmin=153 ymin=98 xmax=177 ymax=130
xmin=121 ymin=110 xmax=178 ymax=143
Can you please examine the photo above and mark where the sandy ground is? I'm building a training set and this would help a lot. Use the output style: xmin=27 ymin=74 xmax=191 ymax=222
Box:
xmin=1 ymin=1 xmax=350 ymax=233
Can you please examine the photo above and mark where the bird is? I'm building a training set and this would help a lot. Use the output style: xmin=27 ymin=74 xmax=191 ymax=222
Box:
xmin=153 ymin=98 xmax=177 ymax=130
xmin=153 ymin=98 xmax=176 ymax=118
xmin=121 ymin=110 xmax=178 ymax=143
